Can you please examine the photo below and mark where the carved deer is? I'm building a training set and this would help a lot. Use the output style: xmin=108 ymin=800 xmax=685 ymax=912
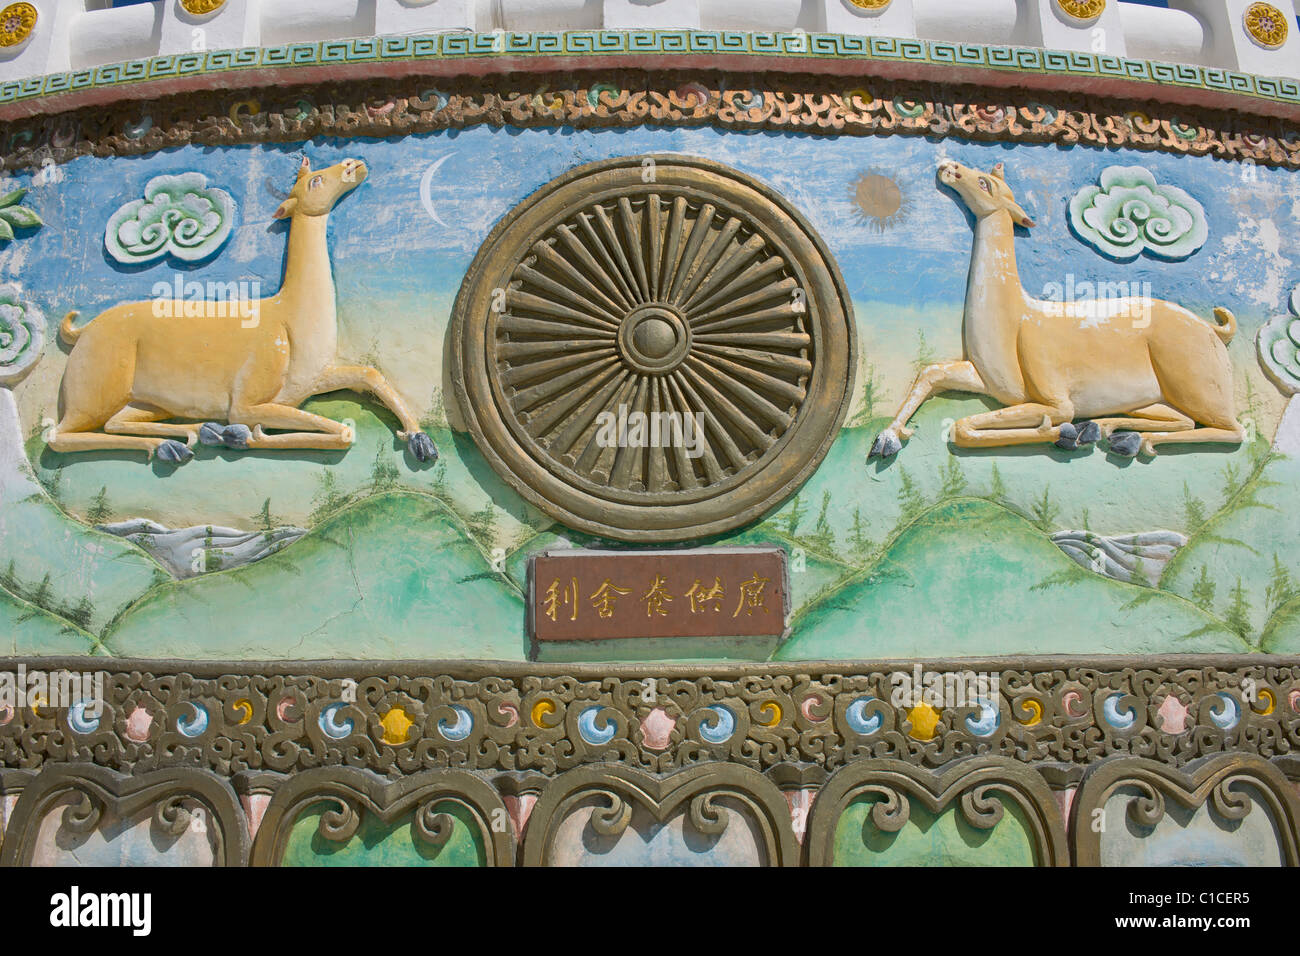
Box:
xmin=869 ymin=159 xmax=1242 ymax=462
xmin=49 ymin=157 xmax=437 ymax=465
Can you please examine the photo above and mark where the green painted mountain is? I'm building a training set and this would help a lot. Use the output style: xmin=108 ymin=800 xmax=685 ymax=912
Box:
xmin=1161 ymin=451 xmax=1300 ymax=648
xmin=775 ymin=498 xmax=1245 ymax=660
xmin=0 ymin=485 xmax=167 ymax=643
xmin=105 ymin=492 xmax=527 ymax=660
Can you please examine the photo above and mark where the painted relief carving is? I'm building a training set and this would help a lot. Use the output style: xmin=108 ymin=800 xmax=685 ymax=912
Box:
xmin=48 ymin=157 xmax=438 ymax=465
xmin=1243 ymin=2 xmax=1289 ymax=50
xmin=451 ymin=154 xmax=854 ymax=542
xmin=0 ymin=185 xmax=41 ymax=244
xmin=869 ymin=160 xmax=1242 ymax=462
xmin=0 ymin=2 xmax=36 ymax=48
xmin=0 ymin=282 xmax=42 ymax=387
xmin=1068 ymin=166 xmax=1208 ymax=261
xmin=104 ymin=172 xmax=235 ymax=265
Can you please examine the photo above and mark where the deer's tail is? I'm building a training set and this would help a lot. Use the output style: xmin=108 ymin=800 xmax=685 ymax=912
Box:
xmin=59 ymin=311 xmax=85 ymax=345
xmin=1212 ymin=307 xmax=1236 ymax=345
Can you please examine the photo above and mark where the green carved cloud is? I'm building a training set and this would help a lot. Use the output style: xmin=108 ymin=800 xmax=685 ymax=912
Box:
xmin=1258 ymin=285 xmax=1300 ymax=397
xmin=105 ymin=172 xmax=235 ymax=265
xmin=0 ymin=187 xmax=42 ymax=241
xmin=1068 ymin=166 xmax=1208 ymax=261
xmin=0 ymin=283 xmax=44 ymax=387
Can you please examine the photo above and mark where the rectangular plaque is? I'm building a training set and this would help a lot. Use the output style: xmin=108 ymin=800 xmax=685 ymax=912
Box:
xmin=528 ymin=547 xmax=790 ymax=643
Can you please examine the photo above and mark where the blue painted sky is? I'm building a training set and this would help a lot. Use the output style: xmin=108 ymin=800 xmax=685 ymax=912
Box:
xmin=2 ymin=126 xmax=1295 ymax=327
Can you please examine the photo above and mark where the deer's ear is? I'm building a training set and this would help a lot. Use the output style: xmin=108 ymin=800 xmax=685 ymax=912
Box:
xmin=296 ymin=157 xmax=311 ymax=178
xmin=273 ymin=197 xmax=298 ymax=220
xmin=991 ymin=163 xmax=1006 ymax=180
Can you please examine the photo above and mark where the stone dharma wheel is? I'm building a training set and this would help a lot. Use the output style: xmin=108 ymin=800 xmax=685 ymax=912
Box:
xmin=451 ymin=155 xmax=855 ymax=542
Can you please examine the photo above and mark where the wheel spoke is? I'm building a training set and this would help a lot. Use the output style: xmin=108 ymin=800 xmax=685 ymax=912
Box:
xmin=556 ymin=223 xmax=633 ymax=311
xmin=507 ymin=289 xmax=621 ymax=332
xmin=618 ymin=197 xmax=651 ymax=301
xmin=687 ymin=356 xmax=793 ymax=432
xmin=502 ymin=346 xmax=614 ymax=388
xmin=586 ymin=206 xmax=642 ymax=306
xmin=609 ymin=374 xmax=649 ymax=490
xmin=682 ymin=233 xmax=767 ymax=311
xmin=646 ymin=195 xmax=663 ymax=304
xmin=691 ymin=305 xmax=803 ymax=335
xmin=681 ymin=364 xmax=775 ymax=454
xmin=694 ymin=331 xmax=811 ymax=350
xmin=690 ymin=349 xmax=806 ymax=404
xmin=659 ymin=196 xmax=689 ymax=301
xmin=667 ymin=203 xmax=716 ymax=303
xmin=674 ymin=368 xmax=752 ymax=471
xmin=666 ymin=373 xmax=723 ymax=485
xmin=498 ymin=315 xmax=616 ymax=339
xmin=676 ymin=217 xmax=742 ymax=304
xmin=513 ymin=356 xmax=622 ymax=412
xmin=527 ymin=363 xmax=624 ymax=439
xmin=689 ymin=277 xmax=798 ymax=328
xmin=694 ymin=343 xmax=813 ymax=378
xmin=532 ymin=240 xmax=628 ymax=317
xmin=687 ymin=256 xmax=787 ymax=318
xmin=515 ymin=262 xmax=622 ymax=327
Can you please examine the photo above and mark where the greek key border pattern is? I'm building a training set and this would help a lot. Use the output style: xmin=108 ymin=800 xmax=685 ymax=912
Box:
xmin=4 ymin=32 xmax=1299 ymax=110
xmin=0 ymin=661 xmax=1295 ymax=779
xmin=3 ymin=69 xmax=1299 ymax=174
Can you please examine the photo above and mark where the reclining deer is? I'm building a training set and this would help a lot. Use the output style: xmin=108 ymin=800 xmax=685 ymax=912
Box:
xmin=869 ymin=159 xmax=1242 ymax=462
xmin=49 ymin=157 xmax=437 ymax=465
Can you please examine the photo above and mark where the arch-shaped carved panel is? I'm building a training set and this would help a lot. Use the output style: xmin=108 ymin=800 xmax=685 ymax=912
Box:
xmin=805 ymin=758 xmax=1068 ymax=867
xmin=249 ymin=767 xmax=515 ymax=866
xmin=521 ymin=763 xmax=800 ymax=866
xmin=1071 ymin=755 xmax=1300 ymax=866
xmin=0 ymin=764 xmax=248 ymax=866
xmin=451 ymin=154 xmax=856 ymax=542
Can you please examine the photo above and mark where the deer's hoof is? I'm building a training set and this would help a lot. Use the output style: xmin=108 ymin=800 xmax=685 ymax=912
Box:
xmin=199 ymin=422 xmax=225 ymax=446
xmin=156 ymin=439 xmax=193 ymax=464
xmin=1077 ymin=421 xmax=1101 ymax=444
xmin=868 ymin=430 xmax=902 ymax=460
xmin=222 ymin=424 xmax=251 ymax=449
xmin=1054 ymin=422 xmax=1080 ymax=450
xmin=1108 ymin=431 xmax=1142 ymax=458
xmin=408 ymin=431 xmax=438 ymax=464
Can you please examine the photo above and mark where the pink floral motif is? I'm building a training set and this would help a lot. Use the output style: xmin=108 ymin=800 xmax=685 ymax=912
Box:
xmin=124 ymin=705 xmax=153 ymax=742
xmin=497 ymin=701 xmax=519 ymax=728
xmin=640 ymin=707 xmax=676 ymax=751
xmin=800 ymin=695 xmax=826 ymax=723
xmin=1156 ymin=695 xmax=1189 ymax=735
xmin=276 ymin=697 xmax=295 ymax=722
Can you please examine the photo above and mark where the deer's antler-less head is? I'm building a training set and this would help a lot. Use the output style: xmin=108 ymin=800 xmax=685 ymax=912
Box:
xmin=274 ymin=156 xmax=368 ymax=219
xmin=937 ymin=160 xmax=1035 ymax=228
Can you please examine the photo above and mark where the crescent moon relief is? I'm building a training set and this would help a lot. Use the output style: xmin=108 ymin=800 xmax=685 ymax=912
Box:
xmin=420 ymin=152 xmax=457 ymax=230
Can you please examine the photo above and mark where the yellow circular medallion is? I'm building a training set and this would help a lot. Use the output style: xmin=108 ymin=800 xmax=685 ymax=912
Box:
xmin=1243 ymin=2 xmax=1289 ymax=49
xmin=1054 ymin=0 xmax=1106 ymax=23
xmin=845 ymin=0 xmax=892 ymax=9
xmin=179 ymin=0 xmax=227 ymax=16
xmin=0 ymin=3 xmax=37 ymax=48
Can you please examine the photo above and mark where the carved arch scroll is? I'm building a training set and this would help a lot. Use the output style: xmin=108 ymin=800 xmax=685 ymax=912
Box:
xmin=805 ymin=758 xmax=1070 ymax=867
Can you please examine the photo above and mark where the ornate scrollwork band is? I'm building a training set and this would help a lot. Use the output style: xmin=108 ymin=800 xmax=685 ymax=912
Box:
xmin=0 ymin=660 xmax=1294 ymax=780
xmin=2 ymin=72 xmax=1298 ymax=179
